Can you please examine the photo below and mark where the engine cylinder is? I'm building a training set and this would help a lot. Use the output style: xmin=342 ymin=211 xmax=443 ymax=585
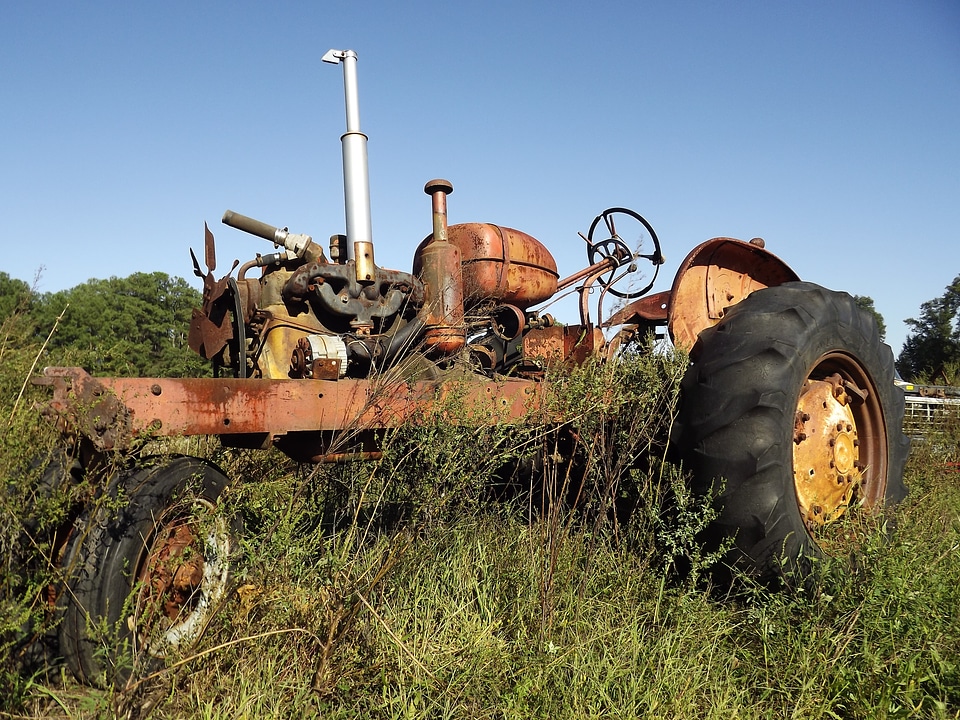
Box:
xmin=420 ymin=179 xmax=466 ymax=355
xmin=419 ymin=239 xmax=466 ymax=354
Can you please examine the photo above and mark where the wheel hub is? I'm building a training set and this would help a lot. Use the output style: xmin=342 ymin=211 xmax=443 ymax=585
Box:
xmin=140 ymin=521 xmax=206 ymax=626
xmin=131 ymin=495 xmax=230 ymax=657
xmin=793 ymin=374 xmax=864 ymax=529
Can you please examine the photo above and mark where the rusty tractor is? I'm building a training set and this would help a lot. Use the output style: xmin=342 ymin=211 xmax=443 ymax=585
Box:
xmin=36 ymin=50 xmax=908 ymax=684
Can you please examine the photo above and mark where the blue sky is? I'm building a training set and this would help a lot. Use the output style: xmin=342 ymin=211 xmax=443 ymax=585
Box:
xmin=2 ymin=1 xmax=958 ymax=356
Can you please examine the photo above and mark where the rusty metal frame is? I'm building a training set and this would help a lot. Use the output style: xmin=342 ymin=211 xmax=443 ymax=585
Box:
xmin=38 ymin=366 xmax=548 ymax=457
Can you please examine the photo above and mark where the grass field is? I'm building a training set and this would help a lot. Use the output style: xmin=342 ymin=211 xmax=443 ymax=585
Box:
xmin=2 ymin=321 xmax=959 ymax=719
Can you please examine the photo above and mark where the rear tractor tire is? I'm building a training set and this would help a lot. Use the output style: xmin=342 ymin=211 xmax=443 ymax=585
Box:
xmin=673 ymin=281 xmax=909 ymax=585
xmin=58 ymin=456 xmax=235 ymax=686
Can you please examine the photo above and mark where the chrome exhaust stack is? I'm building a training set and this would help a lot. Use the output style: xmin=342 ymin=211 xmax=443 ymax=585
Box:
xmin=322 ymin=49 xmax=375 ymax=282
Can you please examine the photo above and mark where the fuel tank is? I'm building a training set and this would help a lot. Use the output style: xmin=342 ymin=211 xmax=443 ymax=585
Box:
xmin=413 ymin=222 xmax=559 ymax=309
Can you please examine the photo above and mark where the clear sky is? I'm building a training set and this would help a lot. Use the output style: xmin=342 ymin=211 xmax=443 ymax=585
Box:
xmin=2 ymin=1 xmax=958 ymax=356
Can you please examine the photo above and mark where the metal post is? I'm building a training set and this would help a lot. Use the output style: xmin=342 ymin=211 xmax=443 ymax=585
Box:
xmin=322 ymin=49 xmax=373 ymax=270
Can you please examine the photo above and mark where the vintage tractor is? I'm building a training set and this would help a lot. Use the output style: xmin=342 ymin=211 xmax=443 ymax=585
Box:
xmin=36 ymin=50 xmax=908 ymax=684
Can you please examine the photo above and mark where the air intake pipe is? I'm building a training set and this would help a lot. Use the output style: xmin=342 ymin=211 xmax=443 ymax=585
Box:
xmin=420 ymin=179 xmax=466 ymax=355
xmin=322 ymin=49 xmax=375 ymax=284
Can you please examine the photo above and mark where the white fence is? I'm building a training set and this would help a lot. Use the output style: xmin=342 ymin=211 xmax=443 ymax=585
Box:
xmin=902 ymin=394 xmax=960 ymax=439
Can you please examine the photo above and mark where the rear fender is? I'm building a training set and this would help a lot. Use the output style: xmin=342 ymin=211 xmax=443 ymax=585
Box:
xmin=668 ymin=238 xmax=799 ymax=352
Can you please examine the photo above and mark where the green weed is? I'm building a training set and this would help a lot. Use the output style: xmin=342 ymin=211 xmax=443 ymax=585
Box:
xmin=2 ymin=337 xmax=959 ymax=718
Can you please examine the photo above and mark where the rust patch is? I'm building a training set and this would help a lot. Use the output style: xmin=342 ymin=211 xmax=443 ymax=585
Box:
xmin=522 ymin=325 xmax=605 ymax=366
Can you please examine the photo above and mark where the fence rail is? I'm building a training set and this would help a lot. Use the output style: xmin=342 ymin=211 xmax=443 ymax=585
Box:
xmin=902 ymin=393 xmax=960 ymax=439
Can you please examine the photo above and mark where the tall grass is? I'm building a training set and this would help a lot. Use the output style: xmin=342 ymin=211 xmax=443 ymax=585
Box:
xmin=0 ymin=304 xmax=77 ymax=683
xmin=1 ymin=327 xmax=959 ymax=718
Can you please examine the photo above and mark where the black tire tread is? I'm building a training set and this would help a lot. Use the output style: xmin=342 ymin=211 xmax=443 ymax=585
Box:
xmin=673 ymin=281 xmax=909 ymax=581
xmin=58 ymin=455 xmax=231 ymax=685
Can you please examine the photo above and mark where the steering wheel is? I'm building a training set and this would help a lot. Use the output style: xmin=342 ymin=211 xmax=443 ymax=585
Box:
xmin=586 ymin=207 xmax=664 ymax=299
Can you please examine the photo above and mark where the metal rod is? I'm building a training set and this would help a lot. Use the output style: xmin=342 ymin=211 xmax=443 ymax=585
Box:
xmin=556 ymin=257 xmax=616 ymax=292
xmin=322 ymin=49 xmax=373 ymax=262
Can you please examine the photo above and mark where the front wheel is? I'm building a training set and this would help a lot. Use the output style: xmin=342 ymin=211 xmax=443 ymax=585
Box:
xmin=58 ymin=456 xmax=235 ymax=685
xmin=673 ymin=282 xmax=909 ymax=584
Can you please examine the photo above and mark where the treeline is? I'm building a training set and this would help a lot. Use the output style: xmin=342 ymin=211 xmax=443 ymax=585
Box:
xmin=0 ymin=271 xmax=207 ymax=378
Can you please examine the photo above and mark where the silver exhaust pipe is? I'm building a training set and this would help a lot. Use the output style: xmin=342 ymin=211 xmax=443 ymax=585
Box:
xmin=322 ymin=49 xmax=374 ymax=280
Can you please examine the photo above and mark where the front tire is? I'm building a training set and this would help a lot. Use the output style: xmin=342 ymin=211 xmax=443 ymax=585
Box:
xmin=58 ymin=456 xmax=235 ymax=685
xmin=673 ymin=282 xmax=909 ymax=584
